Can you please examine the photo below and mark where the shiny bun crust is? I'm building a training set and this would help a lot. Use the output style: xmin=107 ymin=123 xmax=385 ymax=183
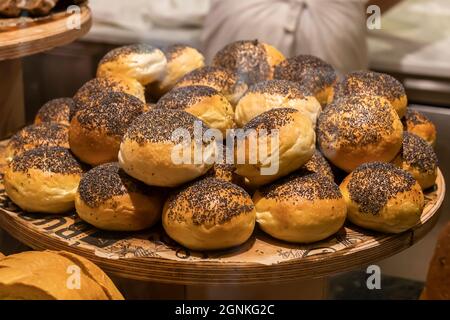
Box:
xmin=34 ymin=98 xmax=75 ymax=126
xmin=69 ymin=92 xmax=145 ymax=166
xmin=156 ymin=85 xmax=234 ymax=135
xmin=254 ymin=173 xmax=346 ymax=243
xmin=403 ymin=109 xmax=437 ymax=146
xmin=162 ymin=177 xmax=256 ymax=250
xmin=6 ymin=123 xmax=69 ymax=162
xmin=393 ymin=133 xmax=438 ymax=190
xmin=235 ymin=108 xmax=316 ymax=187
xmin=4 ymin=146 xmax=83 ymax=214
xmin=274 ymin=55 xmax=337 ymax=106
xmin=96 ymin=44 xmax=167 ymax=85
xmin=149 ymin=44 xmax=205 ymax=97
xmin=317 ymin=95 xmax=403 ymax=172
xmin=300 ymin=150 xmax=334 ymax=181
xmin=119 ymin=109 xmax=214 ymax=187
xmin=175 ymin=66 xmax=248 ymax=105
xmin=75 ymin=163 xmax=162 ymax=231
xmin=73 ymin=76 xmax=145 ymax=107
xmin=235 ymin=80 xmax=321 ymax=127
xmin=340 ymin=162 xmax=424 ymax=233
xmin=331 ymin=71 xmax=407 ymax=118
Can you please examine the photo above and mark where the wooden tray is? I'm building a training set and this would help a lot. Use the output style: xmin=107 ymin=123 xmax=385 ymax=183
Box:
xmin=0 ymin=141 xmax=445 ymax=285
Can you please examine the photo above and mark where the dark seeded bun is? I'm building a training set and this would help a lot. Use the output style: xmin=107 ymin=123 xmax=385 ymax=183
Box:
xmin=403 ymin=109 xmax=437 ymax=146
xmin=34 ymin=98 xmax=75 ymax=126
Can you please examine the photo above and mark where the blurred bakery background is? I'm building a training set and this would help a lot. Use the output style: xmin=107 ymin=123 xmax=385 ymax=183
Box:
xmin=1 ymin=0 xmax=450 ymax=299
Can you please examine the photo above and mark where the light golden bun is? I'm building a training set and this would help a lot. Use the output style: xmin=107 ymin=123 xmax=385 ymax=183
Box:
xmin=4 ymin=146 xmax=83 ymax=214
xmin=340 ymin=162 xmax=424 ymax=233
xmin=317 ymin=95 xmax=403 ymax=172
xmin=274 ymin=55 xmax=337 ymax=106
xmin=403 ymin=109 xmax=437 ymax=146
xmin=162 ymin=177 xmax=256 ymax=250
xmin=254 ymin=173 xmax=346 ymax=243
xmin=393 ymin=133 xmax=438 ymax=190
xmin=5 ymin=123 xmax=69 ymax=163
xmin=156 ymin=85 xmax=234 ymax=135
xmin=75 ymin=163 xmax=162 ymax=231
xmin=97 ymin=44 xmax=167 ymax=86
xmin=69 ymin=92 xmax=145 ymax=166
xmin=235 ymin=108 xmax=315 ymax=187
xmin=235 ymin=80 xmax=321 ymax=127
xmin=119 ymin=109 xmax=214 ymax=187
xmin=175 ymin=66 xmax=248 ymax=105
xmin=148 ymin=44 xmax=205 ymax=98
xmin=34 ymin=98 xmax=75 ymax=126
xmin=330 ymin=71 xmax=407 ymax=118
xmin=0 ymin=250 xmax=123 ymax=300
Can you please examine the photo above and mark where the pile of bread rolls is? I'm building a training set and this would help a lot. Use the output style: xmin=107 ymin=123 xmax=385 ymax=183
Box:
xmin=3 ymin=40 xmax=439 ymax=252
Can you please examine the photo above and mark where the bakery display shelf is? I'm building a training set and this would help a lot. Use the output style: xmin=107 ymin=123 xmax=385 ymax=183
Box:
xmin=0 ymin=140 xmax=445 ymax=285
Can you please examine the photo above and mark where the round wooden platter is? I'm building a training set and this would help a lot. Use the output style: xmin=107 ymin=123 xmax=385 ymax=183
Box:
xmin=0 ymin=141 xmax=445 ymax=285
xmin=0 ymin=3 xmax=91 ymax=61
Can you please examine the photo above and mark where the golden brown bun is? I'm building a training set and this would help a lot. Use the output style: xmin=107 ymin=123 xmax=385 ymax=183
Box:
xmin=235 ymin=80 xmax=321 ymax=127
xmin=0 ymin=250 xmax=123 ymax=300
xmin=273 ymin=55 xmax=337 ymax=106
xmin=403 ymin=109 xmax=437 ymax=146
xmin=392 ymin=132 xmax=438 ymax=190
xmin=317 ymin=95 xmax=403 ymax=172
xmin=162 ymin=177 xmax=256 ymax=250
xmin=156 ymin=85 xmax=234 ymax=135
xmin=254 ymin=173 xmax=346 ymax=243
xmin=119 ymin=109 xmax=214 ymax=187
xmin=235 ymin=108 xmax=315 ymax=187
xmin=299 ymin=150 xmax=334 ymax=181
xmin=97 ymin=44 xmax=167 ymax=86
xmin=5 ymin=123 xmax=69 ymax=162
xmin=69 ymin=92 xmax=145 ymax=166
xmin=4 ymin=146 xmax=83 ymax=214
xmin=175 ymin=66 xmax=248 ymax=105
xmin=340 ymin=162 xmax=424 ymax=233
xmin=330 ymin=71 xmax=407 ymax=118
xmin=262 ymin=43 xmax=286 ymax=73
xmin=34 ymin=98 xmax=75 ymax=126
xmin=148 ymin=44 xmax=205 ymax=98
xmin=75 ymin=163 xmax=162 ymax=231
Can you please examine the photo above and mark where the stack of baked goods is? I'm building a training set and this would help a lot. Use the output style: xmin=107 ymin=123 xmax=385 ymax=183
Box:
xmin=2 ymin=40 xmax=439 ymax=253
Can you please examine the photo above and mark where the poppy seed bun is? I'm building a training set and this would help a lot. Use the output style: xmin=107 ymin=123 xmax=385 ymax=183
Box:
xmin=206 ymin=144 xmax=244 ymax=186
xmin=75 ymin=163 xmax=162 ymax=231
xmin=119 ymin=109 xmax=215 ymax=187
xmin=235 ymin=108 xmax=315 ymax=187
xmin=6 ymin=123 xmax=69 ymax=162
xmin=4 ymin=146 xmax=84 ymax=214
xmin=162 ymin=177 xmax=256 ymax=250
xmin=317 ymin=95 xmax=403 ymax=172
xmin=300 ymin=150 xmax=334 ymax=181
xmin=96 ymin=44 xmax=167 ymax=85
xmin=393 ymin=133 xmax=438 ymax=190
xmin=340 ymin=162 xmax=424 ymax=234
xmin=274 ymin=55 xmax=337 ymax=106
xmin=403 ymin=109 xmax=437 ymax=146
xmin=156 ymin=85 xmax=234 ymax=135
xmin=34 ymin=98 xmax=75 ymax=126
xmin=69 ymin=92 xmax=145 ymax=166
xmin=175 ymin=66 xmax=248 ymax=105
xmin=331 ymin=71 xmax=407 ymax=118
xmin=235 ymin=80 xmax=321 ymax=127
xmin=254 ymin=173 xmax=346 ymax=243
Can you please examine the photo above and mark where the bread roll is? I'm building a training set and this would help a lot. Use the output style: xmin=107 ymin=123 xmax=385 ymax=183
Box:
xmin=5 ymin=123 xmax=69 ymax=162
xmin=34 ymin=98 xmax=75 ymax=126
xmin=235 ymin=80 xmax=321 ymax=127
xmin=119 ymin=109 xmax=215 ymax=187
xmin=162 ymin=177 xmax=256 ymax=250
xmin=254 ymin=173 xmax=346 ymax=243
xmin=0 ymin=250 xmax=123 ymax=300
xmin=97 ymin=44 xmax=167 ymax=86
xmin=4 ymin=146 xmax=83 ymax=214
xmin=317 ymin=95 xmax=403 ymax=172
xmin=69 ymin=92 xmax=145 ymax=166
xmin=340 ymin=162 xmax=424 ymax=233
xmin=300 ymin=150 xmax=334 ymax=181
xmin=403 ymin=109 xmax=437 ymax=146
xmin=206 ymin=144 xmax=244 ymax=186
